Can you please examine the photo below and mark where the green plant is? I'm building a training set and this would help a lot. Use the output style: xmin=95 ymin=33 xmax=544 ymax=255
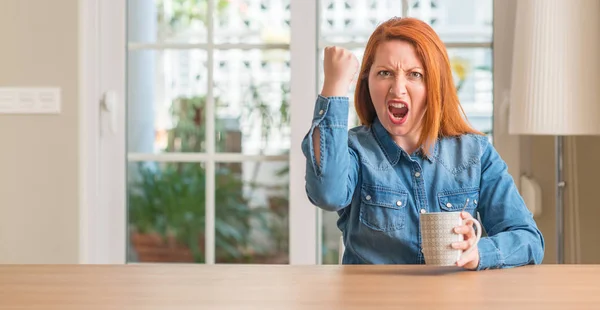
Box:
xmin=156 ymin=0 xmax=230 ymax=29
xmin=128 ymin=92 xmax=289 ymax=263
xmin=242 ymin=81 xmax=290 ymax=181
xmin=166 ymin=95 xmax=226 ymax=153
xmin=129 ymin=161 xmax=271 ymax=262
xmin=239 ymin=81 xmax=291 ymax=260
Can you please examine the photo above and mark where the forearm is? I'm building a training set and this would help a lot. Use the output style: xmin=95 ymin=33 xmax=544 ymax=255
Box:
xmin=302 ymin=96 xmax=358 ymax=211
xmin=312 ymin=82 xmax=350 ymax=166
xmin=477 ymin=223 xmax=544 ymax=270
xmin=477 ymin=138 xmax=545 ymax=270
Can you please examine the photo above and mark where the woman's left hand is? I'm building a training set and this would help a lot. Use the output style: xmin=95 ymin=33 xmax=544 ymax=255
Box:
xmin=452 ymin=212 xmax=480 ymax=270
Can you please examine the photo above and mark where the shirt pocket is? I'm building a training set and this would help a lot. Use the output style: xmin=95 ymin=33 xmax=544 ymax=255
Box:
xmin=359 ymin=185 xmax=408 ymax=232
xmin=437 ymin=188 xmax=480 ymax=213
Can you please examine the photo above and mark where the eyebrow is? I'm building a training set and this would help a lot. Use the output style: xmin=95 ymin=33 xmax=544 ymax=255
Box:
xmin=373 ymin=65 xmax=424 ymax=71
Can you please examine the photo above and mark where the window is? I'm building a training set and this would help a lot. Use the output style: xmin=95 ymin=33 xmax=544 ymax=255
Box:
xmin=126 ymin=0 xmax=292 ymax=264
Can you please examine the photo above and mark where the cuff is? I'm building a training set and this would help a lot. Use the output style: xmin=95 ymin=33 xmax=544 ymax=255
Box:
xmin=311 ymin=95 xmax=349 ymax=125
xmin=476 ymin=237 xmax=504 ymax=270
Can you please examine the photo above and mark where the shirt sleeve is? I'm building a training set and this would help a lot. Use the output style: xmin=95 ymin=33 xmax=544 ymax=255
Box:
xmin=301 ymin=95 xmax=359 ymax=212
xmin=476 ymin=137 xmax=545 ymax=270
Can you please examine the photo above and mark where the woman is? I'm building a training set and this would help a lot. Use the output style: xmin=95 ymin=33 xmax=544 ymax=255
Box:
xmin=301 ymin=17 xmax=544 ymax=270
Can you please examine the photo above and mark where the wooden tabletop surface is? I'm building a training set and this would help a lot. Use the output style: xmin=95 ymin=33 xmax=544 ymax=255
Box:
xmin=1 ymin=264 xmax=599 ymax=309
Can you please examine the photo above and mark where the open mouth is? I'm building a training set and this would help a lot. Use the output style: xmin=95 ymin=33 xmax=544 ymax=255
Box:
xmin=388 ymin=102 xmax=409 ymax=124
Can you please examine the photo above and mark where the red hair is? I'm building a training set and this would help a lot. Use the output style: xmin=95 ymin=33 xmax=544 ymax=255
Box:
xmin=354 ymin=17 xmax=482 ymax=156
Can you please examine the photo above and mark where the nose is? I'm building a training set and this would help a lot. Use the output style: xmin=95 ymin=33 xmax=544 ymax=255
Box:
xmin=389 ymin=76 xmax=407 ymax=97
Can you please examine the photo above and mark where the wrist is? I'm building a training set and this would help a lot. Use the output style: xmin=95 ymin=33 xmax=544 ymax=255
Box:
xmin=467 ymin=253 xmax=480 ymax=270
xmin=320 ymin=81 xmax=350 ymax=97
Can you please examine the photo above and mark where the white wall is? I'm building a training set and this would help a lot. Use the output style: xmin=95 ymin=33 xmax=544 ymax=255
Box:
xmin=0 ymin=0 xmax=79 ymax=263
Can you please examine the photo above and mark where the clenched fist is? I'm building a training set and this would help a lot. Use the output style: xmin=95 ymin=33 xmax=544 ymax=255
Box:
xmin=320 ymin=46 xmax=359 ymax=97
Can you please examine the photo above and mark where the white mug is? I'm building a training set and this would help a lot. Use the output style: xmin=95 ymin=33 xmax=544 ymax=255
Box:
xmin=419 ymin=212 xmax=482 ymax=266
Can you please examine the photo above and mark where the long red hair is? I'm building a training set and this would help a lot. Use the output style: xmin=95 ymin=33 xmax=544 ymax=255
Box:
xmin=354 ymin=17 xmax=482 ymax=156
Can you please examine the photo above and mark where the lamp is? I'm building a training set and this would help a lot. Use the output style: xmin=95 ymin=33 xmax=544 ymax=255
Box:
xmin=509 ymin=0 xmax=600 ymax=264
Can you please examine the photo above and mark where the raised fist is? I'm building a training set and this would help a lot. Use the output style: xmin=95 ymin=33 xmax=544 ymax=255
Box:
xmin=321 ymin=46 xmax=359 ymax=97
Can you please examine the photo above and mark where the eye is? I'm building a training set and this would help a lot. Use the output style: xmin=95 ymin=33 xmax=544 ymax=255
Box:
xmin=377 ymin=70 xmax=392 ymax=77
xmin=409 ymin=72 xmax=423 ymax=79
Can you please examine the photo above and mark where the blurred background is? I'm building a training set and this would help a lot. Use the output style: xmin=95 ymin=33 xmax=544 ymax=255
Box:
xmin=0 ymin=0 xmax=598 ymax=266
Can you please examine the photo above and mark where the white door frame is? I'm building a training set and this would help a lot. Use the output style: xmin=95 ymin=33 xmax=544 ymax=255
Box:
xmin=78 ymin=0 xmax=127 ymax=264
xmin=78 ymin=0 xmax=98 ymax=264
xmin=79 ymin=0 xmax=319 ymax=264
xmin=289 ymin=0 xmax=318 ymax=264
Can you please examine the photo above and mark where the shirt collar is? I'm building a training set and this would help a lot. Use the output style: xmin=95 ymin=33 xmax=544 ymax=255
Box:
xmin=371 ymin=117 xmax=436 ymax=164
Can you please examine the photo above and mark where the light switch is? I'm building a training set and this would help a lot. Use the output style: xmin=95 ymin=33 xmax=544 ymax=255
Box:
xmin=0 ymin=87 xmax=61 ymax=114
xmin=0 ymin=89 xmax=17 ymax=110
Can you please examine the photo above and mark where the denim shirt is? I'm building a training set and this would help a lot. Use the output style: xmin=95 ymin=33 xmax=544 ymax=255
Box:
xmin=302 ymin=96 xmax=545 ymax=270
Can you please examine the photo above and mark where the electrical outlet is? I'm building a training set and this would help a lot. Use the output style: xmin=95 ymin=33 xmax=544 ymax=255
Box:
xmin=0 ymin=87 xmax=61 ymax=114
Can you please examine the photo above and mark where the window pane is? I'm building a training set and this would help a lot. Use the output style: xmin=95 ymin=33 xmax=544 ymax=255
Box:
xmin=128 ymin=0 xmax=210 ymax=43
xmin=214 ymin=49 xmax=291 ymax=155
xmin=128 ymin=49 xmax=208 ymax=153
xmin=215 ymin=162 xmax=289 ymax=264
xmin=214 ymin=0 xmax=290 ymax=44
xmin=319 ymin=0 xmax=402 ymax=44
xmin=407 ymin=0 xmax=493 ymax=43
xmin=319 ymin=0 xmax=404 ymax=44
xmin=127 ymin=160 xmax=289 ymax=264
xmin=322 ymin=211 xmax=341 ymax=264
xmin=127 ymin=162 xmax=207 ymax=263
xmin=128 ymin=0 xmax=217 ymax=44
xmin=448 ymin=48 xmax=493 ymax=137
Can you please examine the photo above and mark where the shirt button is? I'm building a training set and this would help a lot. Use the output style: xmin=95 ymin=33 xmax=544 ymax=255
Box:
xmin=365 ymin=195 xmax=371 ymax=201
xmin=474 ymin=200 xmax=478 ymax=205
xmin=396 ymin=201 xmax=402 ymax=206
xmin=414 ymin=172 xmax=421 ymax=177
xmin=446 ymin=203 xmax=452 ymax=208
xmin=319 ymin=109 xmax=324 ymax=115
xmin=420 ymin=209 xmax=426 ymax=214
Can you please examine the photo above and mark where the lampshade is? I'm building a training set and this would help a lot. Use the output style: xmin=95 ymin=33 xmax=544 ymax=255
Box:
xmin=509 ymin=0 xmax=600 ymax=135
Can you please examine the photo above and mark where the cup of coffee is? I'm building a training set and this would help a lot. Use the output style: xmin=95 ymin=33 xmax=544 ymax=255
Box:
xmin=420 ymin=212 xmax=482 ymax=266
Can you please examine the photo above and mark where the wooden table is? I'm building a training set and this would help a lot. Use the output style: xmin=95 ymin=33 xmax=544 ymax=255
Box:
xmin=1 ymin=264 xmax=599 ymax=309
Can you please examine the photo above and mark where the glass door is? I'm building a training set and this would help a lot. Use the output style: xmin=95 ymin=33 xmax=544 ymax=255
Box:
xmin=125 ymin=0 xmax=309 ymax=264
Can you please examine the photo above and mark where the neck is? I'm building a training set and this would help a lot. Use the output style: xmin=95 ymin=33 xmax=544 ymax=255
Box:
xmin=392 ymin=133 xmax=420 ymax=155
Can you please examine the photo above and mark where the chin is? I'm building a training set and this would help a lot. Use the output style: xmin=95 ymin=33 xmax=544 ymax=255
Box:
xmin=383 ymin=122 xmax=411 ymax=137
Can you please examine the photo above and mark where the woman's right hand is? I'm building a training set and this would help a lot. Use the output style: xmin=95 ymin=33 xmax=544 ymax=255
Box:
xmin=321 ymin=46 xmax=359 ymax=97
